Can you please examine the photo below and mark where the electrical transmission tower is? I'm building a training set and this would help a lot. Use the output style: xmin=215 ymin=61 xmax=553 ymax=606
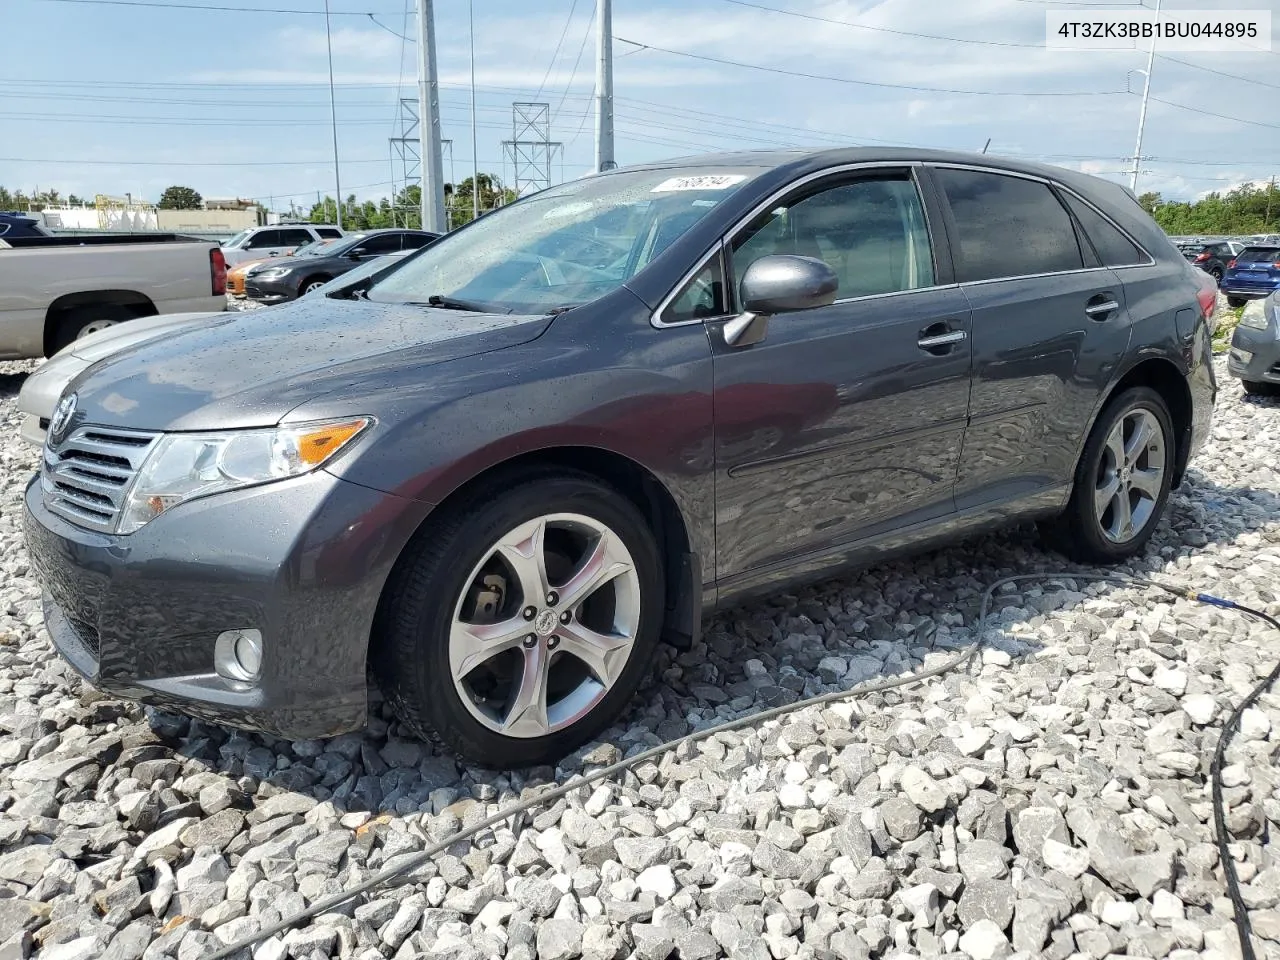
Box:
xmin=389 ymin=98 xmax=452 ymax=227
xmin=502 ymin=103 xmax=562 ymax=199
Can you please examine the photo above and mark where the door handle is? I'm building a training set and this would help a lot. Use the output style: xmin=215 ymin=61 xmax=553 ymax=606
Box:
xmin=917 ymin=329 xmax=967 ymax=353
xmin=1086 ymin=294 xmax=1120 ymax=320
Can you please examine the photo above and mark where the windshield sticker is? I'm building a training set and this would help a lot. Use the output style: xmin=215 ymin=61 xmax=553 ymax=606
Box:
xmin=542 ymin=201 xmax=596 ymax=220
xmin=651 ymin=174 xmax=748 ymax=193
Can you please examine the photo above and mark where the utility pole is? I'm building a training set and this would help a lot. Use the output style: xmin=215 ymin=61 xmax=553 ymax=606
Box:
xmin=594 ymin=0 xmax=615 ymax=172
xmin=1130 ymin=0 xmax=1160 ymax=193
xmin=323 ymin=0 xmax=343 ymax=230
xmin=1267 ymin=176 xmax=1276 ymax=230
xmin=469 ymin=0 xmax=479 ymax=221
xmin=416 ymin=0 xmax=447 ymax=232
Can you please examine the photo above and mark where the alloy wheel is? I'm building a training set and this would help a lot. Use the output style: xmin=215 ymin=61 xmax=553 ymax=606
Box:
xmin=449 ymin=513 xmax=641 ymax=738
xmin=1093 ymin=407 xmax=1166 ymax=543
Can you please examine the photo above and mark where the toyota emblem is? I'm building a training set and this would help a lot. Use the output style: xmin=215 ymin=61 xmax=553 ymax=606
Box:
xmin=49 ymin=393 xmax=77 ymax=444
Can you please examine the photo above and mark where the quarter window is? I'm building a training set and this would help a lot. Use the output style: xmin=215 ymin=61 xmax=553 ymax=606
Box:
xmin=279 ymin=228 xmax=315 ymax=247
xmin=1060 ymin=193 xmax=1146 ymax=267
xmin=662 ymin=256 xmax=727 ymax=323
xmin=936 ymin=169 xmax=1083 ymax=282
xmin=730 ymin=174 xmax=935 ymax=303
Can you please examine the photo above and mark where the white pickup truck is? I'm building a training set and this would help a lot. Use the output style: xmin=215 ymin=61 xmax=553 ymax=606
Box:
xmin=0 ymin=232 xmax=227 ymax=359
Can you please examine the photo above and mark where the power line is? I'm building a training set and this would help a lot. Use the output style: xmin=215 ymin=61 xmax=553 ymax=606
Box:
xmin=613 ymin=37 xmax=1127 ymax=96
xmin=534 ymin=0 xmax=580 ymax=102
xmin=27 ymin=0 xmax=399 ymax=12
xmin=1155 ymin=54 xmax=1280 ymax=91
xmin=553 ymin=6 xmax=595 ymax=126
xmin=1149 ymin=96 xmax=1280 ymax=132
xmin=716 ymin=0 xmax=1042 ymax=49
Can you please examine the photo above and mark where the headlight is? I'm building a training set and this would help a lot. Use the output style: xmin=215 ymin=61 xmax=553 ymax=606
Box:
xmin=1238 ymin=298 xmax=1272 ymax=331
xmin=253 ymin=267 xmax=291 ymax=280
xmin=117 ymin=417 xmax=371 ymax=534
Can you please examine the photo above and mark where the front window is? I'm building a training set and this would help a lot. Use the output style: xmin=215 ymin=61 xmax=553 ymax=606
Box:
xmin=366 ymin=168 xmax=760 ymax=314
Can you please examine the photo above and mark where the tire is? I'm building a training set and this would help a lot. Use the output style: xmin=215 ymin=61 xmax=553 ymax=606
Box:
xmin=1228 ymin=296 xmax=1248 ymax=309
xmin=300 ymin=276 xmax=331 ymax=296
xmin=1210 ymin=266 xmax=1224 ymax=283
xmin=49 ymin=305 xmax=131 ymax=356
xmin=1039 ymin=386 xmax=1175 ymax=564
xmin=373 ymin=468 xmax=665 ymax=768
xmin=1243 ymin=380 xmax=1280 ymax=398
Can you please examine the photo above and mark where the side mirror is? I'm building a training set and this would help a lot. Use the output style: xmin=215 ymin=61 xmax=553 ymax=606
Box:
xmin=348 ymin=247 xmax=369 ymax=260
xmin=725 ymin=255 xmax=838 ymax=347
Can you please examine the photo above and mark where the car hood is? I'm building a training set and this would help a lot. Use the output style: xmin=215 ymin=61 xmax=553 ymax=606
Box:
xmin=251 ymin=252 xmax=340 ymax=273
xmin=62 ymin=311 xmax=227 ymax=362
xmin=66 ymin=298 xmax=553 ymax=432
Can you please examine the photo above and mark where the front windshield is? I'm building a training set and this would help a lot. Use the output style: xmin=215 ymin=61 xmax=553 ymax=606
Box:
xmin=223 ymin=229 xmax=251 ymax=249
xmin=298 ymin=238 xmax=338 ymax=258
xmin=367 ymin=168 xmax=760 ymax=314
xmin=326 ymin=233 xmax=370 ymax=257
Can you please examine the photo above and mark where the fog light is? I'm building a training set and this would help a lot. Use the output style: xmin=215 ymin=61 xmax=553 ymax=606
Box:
xmin=1231 ymin=348 xmax=1254 ymax=365
xmin=215 ymin=629 xmax=263 ymax=682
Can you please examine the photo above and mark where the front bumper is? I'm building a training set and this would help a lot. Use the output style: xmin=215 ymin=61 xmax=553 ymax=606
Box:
xmin=23 ymin=467 xmax=432 ymax=740
xmin=244 ymin=277 xmax=299 ymax=304
xmin=1228 ymin=324 xmax=1280 ymax=384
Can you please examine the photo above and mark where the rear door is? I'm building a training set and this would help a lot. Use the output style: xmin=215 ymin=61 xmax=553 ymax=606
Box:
xmin=704 ymin=166 xmax=974 ymax=583
xmin=277 ymin=227 xmax=316 ymax=256
xmin=928 ymin=165 xmax=1133 ymax=511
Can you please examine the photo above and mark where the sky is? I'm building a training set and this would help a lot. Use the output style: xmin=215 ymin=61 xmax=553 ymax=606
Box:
xmin=2 ymin=0 xmax=1277 ymax=211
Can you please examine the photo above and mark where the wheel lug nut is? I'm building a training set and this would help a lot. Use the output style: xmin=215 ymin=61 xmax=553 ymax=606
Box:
xmin=546 ymin=591 xmax=559 ymax=606
xmin=547 ymin=636 xmax=560 ymax=649
xmin=560 ymin=611 xmax=571 ymax=624
xmin=523 ymin=634 xmax=537 ymax=648
xmin=523 ymin=606 xmax=536 ymax=620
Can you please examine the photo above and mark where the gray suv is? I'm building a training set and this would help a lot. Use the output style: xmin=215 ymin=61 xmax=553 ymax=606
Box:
xmin=24 ymin=148 xmax=1215 ymax=767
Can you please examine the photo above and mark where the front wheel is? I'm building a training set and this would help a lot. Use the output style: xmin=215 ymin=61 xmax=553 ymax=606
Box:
xmin=1243 ymin=379 xmax=1280 ymax=398
xmin=300 ymin=277 xmax=331 ymax=296
xmin=1040 ymin=387 xmax=1174 ymax=563
xmin=373 ymin=469 xmax=664 ymax=768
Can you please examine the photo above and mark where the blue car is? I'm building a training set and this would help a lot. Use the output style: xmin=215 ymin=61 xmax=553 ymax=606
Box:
xmin=0 ymin=212 xmax=50 ymax=240
xmin=1221 ymin=243 xmax=1280 ymax=307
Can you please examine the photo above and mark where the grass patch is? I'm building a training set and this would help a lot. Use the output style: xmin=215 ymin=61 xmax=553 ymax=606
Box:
xmin=1212 ymin=303 xmax=1244 ymax=355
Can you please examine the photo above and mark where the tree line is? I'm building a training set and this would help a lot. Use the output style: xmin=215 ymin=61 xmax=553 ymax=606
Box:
xmin=1140 ymin=180 xmax=1280 ymax=236
xmin=0 ymin=186 xmax=89 ymax=210
xmin=305 ymin=175 xmax=517 ymax=231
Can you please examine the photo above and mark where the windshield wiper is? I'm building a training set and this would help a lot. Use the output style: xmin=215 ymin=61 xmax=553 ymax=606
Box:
xmin=424 ymin=294 xmax=489 ymax=312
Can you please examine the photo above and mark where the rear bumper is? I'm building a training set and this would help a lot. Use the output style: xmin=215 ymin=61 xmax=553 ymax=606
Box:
xmin=1219 ymin=279 xmax=1280 ymax=299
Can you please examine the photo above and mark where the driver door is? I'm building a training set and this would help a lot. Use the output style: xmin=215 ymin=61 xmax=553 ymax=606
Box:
xmin=705 ymin=168 xmax=974 ymax=586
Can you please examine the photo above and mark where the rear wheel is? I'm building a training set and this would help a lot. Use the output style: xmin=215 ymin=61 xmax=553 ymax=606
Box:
xmin=1243 ymin=380 xmax=1280 ymax=398
xmin=1039 ymin=387 xmax=1174 ymax=563
xmin=1228 ymin=296 xmax=1248 ymax=309
xmin=373 ymin=469 xmax=664 ymax=768
xmin=49 ymin=305 xmax=133 ymax=356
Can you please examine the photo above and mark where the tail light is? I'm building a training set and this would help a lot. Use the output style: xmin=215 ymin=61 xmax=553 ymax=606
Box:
xmin=1226 ymin=259 xmax=1236 ymax=269
xmin=1194 ymin=252 xmax=1210 ymax=263
xmin=1273 ymin=261 xmax=1280 ymax=270
xmin=1196 ymin=283 xmax=1217 ymax=323
xmin=210 ymin=247 xmax=227 ymax=296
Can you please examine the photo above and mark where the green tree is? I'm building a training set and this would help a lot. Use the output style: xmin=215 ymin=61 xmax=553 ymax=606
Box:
xmin=447 ymin=174 xmax=517 ymax=228
xmin=158 ymin=186 xmax=203 ymax=210
xmin=1137 ymin=192 xmax=1161 ymax=216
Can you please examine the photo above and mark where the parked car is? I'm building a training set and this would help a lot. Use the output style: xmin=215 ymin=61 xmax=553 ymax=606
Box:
xmin=227 ymin=238 xmax=337 ymax=298
xmin=220 ymin=224 xmax=343 ymax=268
xmin=243 ymin=228 xmax=439 ymax=303
xmin=1227 ymin=291 xmax=1280 ymax=397
xmin=23 ymin=148 xmax=1215 ymax=767
xmin=0 ymin=232 xmax=226 ymax=358
xmin=16 ymin=248 xmax=424 ymax=447
xmin=0 ymin=212 xmax=51 ymax=239
xmin=1186 ymin=240 xmax=1245 ymax=282
xmin=1220 ymin=244 xmax=1280 ymax=308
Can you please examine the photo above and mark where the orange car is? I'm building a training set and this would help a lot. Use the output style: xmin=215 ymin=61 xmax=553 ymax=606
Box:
xmin=226 ymin=237 xmax=336 ymax=297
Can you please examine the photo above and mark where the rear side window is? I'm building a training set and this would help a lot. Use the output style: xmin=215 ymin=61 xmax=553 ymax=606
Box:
xmin=1060 ymin=193 xmax=1146 ymax=266
xmin=315 ymin=227 xmax=343 ymax=239
xmin=279 ymin=228 xmax=314 ymax=247
xmin=935 ymin=168 xmax=1083 ymax=282
xmin=1236 ymin=246 xmax=1280 ymax=265
xmin=401 ymin=233 xmax=434 ymax=250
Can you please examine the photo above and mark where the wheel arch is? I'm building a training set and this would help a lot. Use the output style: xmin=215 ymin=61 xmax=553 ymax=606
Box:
xmin=44 ymin=290 xmax=156 ymax=357
xmin=374 ymin=445 xmax=704 ymax=653
xmin=1090 ymin=355 xmax=1195 ymax=488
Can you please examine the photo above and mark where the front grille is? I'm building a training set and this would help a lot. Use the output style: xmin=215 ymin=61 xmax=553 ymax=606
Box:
xmin=41 ymin=425 xmax=159 ymax=532
xmin=64 ymin=611 xmax=101 ymax=658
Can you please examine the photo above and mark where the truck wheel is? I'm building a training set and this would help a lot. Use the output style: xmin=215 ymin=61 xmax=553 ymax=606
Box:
xmin=49 ymin=306 xmax=130 ymax=356
xmin=373 ymin=468 xmax=665 ymax=768
xmin=1039 ymin=387 xmax=1174 ymax=563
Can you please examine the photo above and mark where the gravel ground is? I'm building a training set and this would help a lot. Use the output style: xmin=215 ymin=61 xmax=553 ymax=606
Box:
xmin=0 ymin=351 xmax=1277 ymax=960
